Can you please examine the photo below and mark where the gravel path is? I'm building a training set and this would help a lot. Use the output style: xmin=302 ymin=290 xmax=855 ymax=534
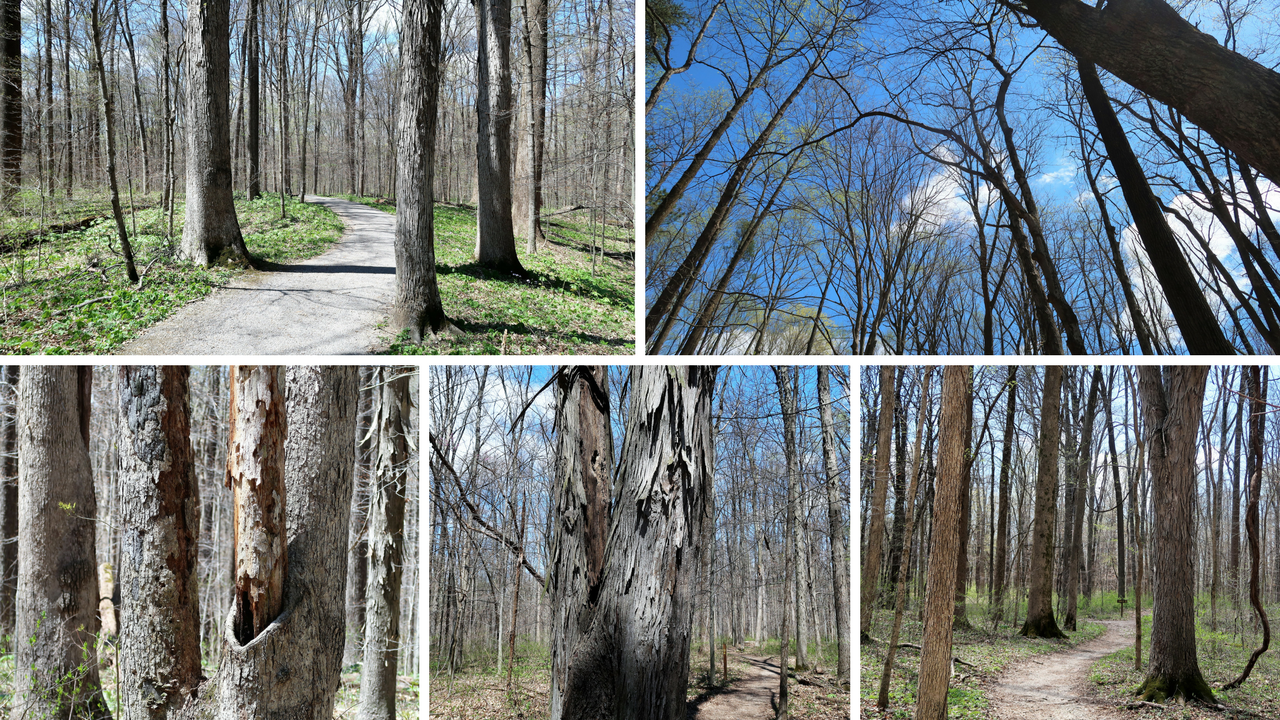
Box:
xmin=688 ymin=654 xmax=781 ymax=720
xmin=116 ymin=195 xmax=395 ymax=355
xmin=989 ymin=620 xmax=1133 ymax=720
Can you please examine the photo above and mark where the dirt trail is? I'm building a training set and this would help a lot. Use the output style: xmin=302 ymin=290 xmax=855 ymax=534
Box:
xmin=116 ymin=195 xmax=394 ymax=355
xmin=688 ymin=654 xmax=782 ymax=720
xmin=989 ymin=619 xmax=1134 ymax=720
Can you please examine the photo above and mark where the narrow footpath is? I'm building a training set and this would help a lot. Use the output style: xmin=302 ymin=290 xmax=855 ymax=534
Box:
xmin=989 ymin=620 xmax=1134 ymax=720
xmin=117 ymin=195 xmax=395 ymax=355
xmin=689 ymin=654 xmax=783 ymax=720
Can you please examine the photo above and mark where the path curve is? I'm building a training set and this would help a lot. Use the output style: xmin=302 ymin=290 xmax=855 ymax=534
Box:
xmin=117 ymin=195 xmax=395 ymax=355
xmin=689 ymin=654 xmax=781 ymax=720
xmin=989 ymin=619 xmax=1134 ymax=720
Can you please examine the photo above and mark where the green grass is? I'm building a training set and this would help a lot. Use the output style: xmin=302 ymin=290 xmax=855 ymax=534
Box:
xmin=860 ymin=600 xmax=1106 ymax=720
xmin=341 ymin=195 xmax=635 ymax=355
xmin=0 ymin=191 xmax=343 ymax=354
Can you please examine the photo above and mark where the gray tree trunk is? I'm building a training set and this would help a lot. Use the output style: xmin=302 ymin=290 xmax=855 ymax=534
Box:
xmin=393 ymin=0 xmax=450 ymax=338
xmin=14 ymin=367 xmax=110 ymax=719
xmin=549 ymin=366 xmax=613 ymax=719
xmin=182 ymin=0 xmax=250 ymax=266
xmin=117 ymin=366 xmax=203 ymax=720
xmin=0 ymin=365 xmax=16 ymax=648
xmin=555 ymin=366 xmax=715 ymax=720
xmin=358 ymin=368 xmax=412 ymax=720
xmin=473 ymin=0 xmax=525 ymax=274
xmin=1021 ymin=365 xmax=1067 ymax=638
xmin=515 ymin=0 xmax=548 ymax=251
xmin=246 ymin=0 xmax=260 ymax=199
xmin=818 ymin=366 xmax=850 ymax=684
xmin=212 ymin=366 xmax=358 ymax=719
xmin=343 ymin=375 xmax=374 ymax=668
xmin=775 ymin=366 xmax=808 ymax=669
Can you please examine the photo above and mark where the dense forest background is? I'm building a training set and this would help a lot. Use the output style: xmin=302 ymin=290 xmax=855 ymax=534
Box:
xmin=860 ymin=365 xmax=1280 ymax=719
xmin=0 ymin=365 xmax=421 ymax=718
xmin=429 ymin=365 xmax=850 ymax=720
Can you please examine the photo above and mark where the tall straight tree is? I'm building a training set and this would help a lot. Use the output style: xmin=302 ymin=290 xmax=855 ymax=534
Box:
xmin=358 ymin=368 xmax=412 ymax=720
xmin=1064 ymin=366 xmax=1102 ymax=630
xmin=554 ymin=366 xmax=715 ymax=720
xmin=818 ymin=366 xmax=850 ymax=684
xmin=861 ymin=365 xmax=896 ymax=640
xmin=90 ymin=0 xmax=139 ymax=283
xmin=1136 ymin=365 xmax=1214 ymax=703
xmin=473 ymin=0 xmax=526 ymax=274
xmin=246 ymin=0 xmax=261 ymax=199
xmin=393 ymin=0 xmax=451 ymax=339
xmin=991 ymin=365 xmax=1017 ymax=627
xmin=916 ymin=366 xmax=969 ymax=720
xmin=1021 ymin=365 xmax=1067 ymax=638
xmin=0 ymin=365 xmax=15 ymax=648
xmin=183 ymin=0 xmax=251 ymax=266
xmin=775 ymin=366 xmax=808 ymax=669
xmin=516 ymin=0 xmax=549 ymax=251
xmin=117 ymin=366 xmax=202 ymax=720
xmin=0 ymin=0 xmax=18 ymax=199
xmin=14 ymin=367 xmax=110 ymax=719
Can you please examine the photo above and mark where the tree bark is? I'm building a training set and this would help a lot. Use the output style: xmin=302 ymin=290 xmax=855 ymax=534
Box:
xmin=992 ymin=366 xmax=1016 ymax=627
xmin=357 ymin=368 xmax=412 ymax=720
xmin=555 ymin=366 xmax=715 ymax=720
xmin=182 ymin=0 xmax=250 ymax=266
xmin=343 ymin=376 xmax=374 ymax=668
xmin=213 ymin=366 xmax=358 ymax=719
xmin=1135 ymin=365 xmax=1215 ymax=703
xmin=14 ymin=367 xmax=110 ymax=719
xmin=117 ymin=366 xmax=203 ymax=720
xmin=1064 ymin=367 xmax=1102 ymax=630
xmin=393 ymin=0 xmax=451 ymax=339
xmin=247 ymin=0 xmax=261 ymax=199
xmin=90 ymin=0 xmax=140 ymax=283
xmin=916 ymin=366 xmax=969 ymax=720
xmin=861 ymin=366 xmax=896 ymax=640
xmin=549 ymin=366 xmax=614 ymax=719
xmin=1018 ymin=0 xmax=1280 ymax=185
xmin=517 ymin=0 xmax=548 ymax=251
xmin=0 ymin=0 xmax=19 ymax=199
xmin=1020 ymin=365 xmax=1067 ymax=638
xmin=473 ymin=0 xmax=525 ymax=274
xmin=818 ymin=366 xmax=850 ymax=684
xmin=227 ymin=366 xmax=288 ymax=646
xmin=0 ymin=365 xmax=16 ymax=648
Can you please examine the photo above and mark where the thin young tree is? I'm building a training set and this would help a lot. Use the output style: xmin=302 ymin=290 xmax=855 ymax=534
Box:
xmin=1224 ymin=366 xmax=1270 ymax=689
xmin=818 ymin=365 xmax=850 ymax=684
xmin=90 ymin=0 xmax=139 ymax=283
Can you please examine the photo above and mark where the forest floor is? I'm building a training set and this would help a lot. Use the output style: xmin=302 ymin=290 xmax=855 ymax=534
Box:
xmin=860 ymin=606 xmax=1107 ymax=720
xmin=341 ymin=195 xmax=635 ymax=355
xmin=119 ymin=195 xmax=394 ymax=354
xmin=0 ymin=190 xmax=345 ymax=353
xmin=686 ymin=645 xmax=849 ymax=720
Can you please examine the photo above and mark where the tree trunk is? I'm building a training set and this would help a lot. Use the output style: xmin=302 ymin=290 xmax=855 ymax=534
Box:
xmin=1105 ymin=372 xmax=1126 ymax=612
xmin=117 ymin=367 xmax=203 ymax=720
xmin=992 ymin=365 xmax=1017 ymax=627
xmin=1076 ymin=60 xmax=1233 ymax=354
xmin=14 ymin=367 xmax=110 ymax=719
xmin=182 ymin=0 xmax=250 ymax=266
xmin=357 ymin=368 xmax=412 ymax=720
xmin=90 ymin=0 xmax=140 ymax=283
xmin=227 ymin=366 xmax=288 ymax=645
xmin=1019 ymin=0 xmax=1280 ymax=185
xmin=861 ymin=366 xmax=896 ymax=640
xmin=393 ymin=0 xmax=451 ymax=339
xmin=0 ymin=0 xmax=20 ymax=199
xmin=954 ymin=374 xmax=973 ymax=629
xmin=0 ymin=365 xmax=16 ymax=647
xmin=1223 ymin=367 xmax=1270 ymax=689
xmin=555 ymin=366 xmax=715 ymax=720
xmin=818 ymin=366 xmax=850 ymax=684
xmin=1021 ymin=365 xmax=1067 ymax=638
xmin=247 ymin=0 xmax=260 ymax=199
xmin=916 ymin=366 xmax=969 ymax=720
xmin=213 ymin=366 xmax=358 ymax=718
xmin=473 ymin=0 xmax=524 ymax=274
xmin=517 ymin=0 xmax=548 ymax=251
xmin=1065 ymin=367 xmax=1102 ymax=630
xmin=1135 ymin=366 xmax=1215 ymax=703
xmin=549 ymin=366 xmax=614 ymax=719
xmin=776 ymin=366 xmax=808 ymax=669
xmin=343 ymin=377 xmax=374 ymax=668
